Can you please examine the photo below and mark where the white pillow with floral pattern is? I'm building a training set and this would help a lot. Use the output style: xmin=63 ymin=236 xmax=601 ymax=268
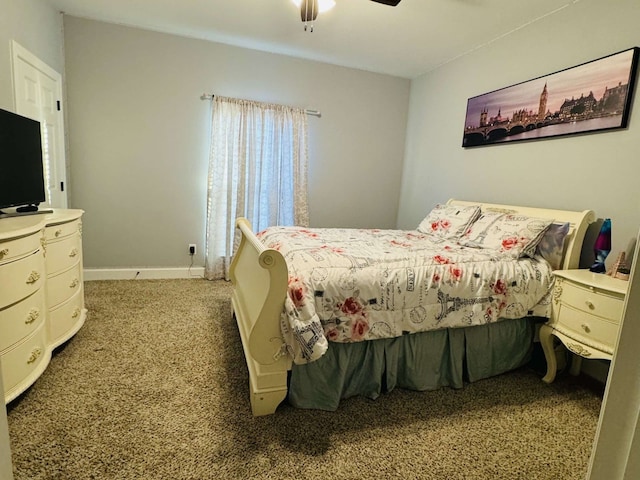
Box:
xmin=417 ymin=204 xmax=481 ymax=240
xmin=458 ymin=212 xmax=553 ymax=258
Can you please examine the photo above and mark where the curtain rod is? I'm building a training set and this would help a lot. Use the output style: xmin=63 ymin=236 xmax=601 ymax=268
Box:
xmin=200 ymin=93 xmax=321 ymax=118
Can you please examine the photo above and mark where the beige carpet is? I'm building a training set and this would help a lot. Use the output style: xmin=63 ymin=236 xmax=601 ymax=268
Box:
xmin=7 ymin=279 xmax=603 ymax=479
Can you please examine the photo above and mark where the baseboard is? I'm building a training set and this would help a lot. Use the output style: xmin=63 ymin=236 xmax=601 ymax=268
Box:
xmin=84 ymin=267 xmax=205 ymax=281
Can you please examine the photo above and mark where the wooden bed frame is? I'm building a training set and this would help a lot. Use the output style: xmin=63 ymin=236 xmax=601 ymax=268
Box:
xmin=229 ymin=199 xmax=596 ymax=416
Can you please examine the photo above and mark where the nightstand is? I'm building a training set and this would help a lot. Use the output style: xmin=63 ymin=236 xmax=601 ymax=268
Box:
xmin=540 ymin=269 xmax=628 ymax=383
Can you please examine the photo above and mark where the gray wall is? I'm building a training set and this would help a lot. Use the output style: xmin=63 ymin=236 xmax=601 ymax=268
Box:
xmin=398 ymin=0 xmax=640 ymax=266
xmin=63 ymin=17 xmax=410 ymax=269
xmin=0 ymin=0 xmax=64 ymax=111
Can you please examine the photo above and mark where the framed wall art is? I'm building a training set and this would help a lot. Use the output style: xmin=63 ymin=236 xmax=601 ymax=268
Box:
xmin=462 ymin=47 xmax=639 ymax=147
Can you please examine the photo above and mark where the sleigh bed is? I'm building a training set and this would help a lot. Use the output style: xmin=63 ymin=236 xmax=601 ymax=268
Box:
xmin=229 ymin=199 xmax=595 ymax=415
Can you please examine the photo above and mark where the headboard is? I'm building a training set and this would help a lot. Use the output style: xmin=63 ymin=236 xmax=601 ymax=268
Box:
xmin=446 ymin=199 xmax=596 ymax=270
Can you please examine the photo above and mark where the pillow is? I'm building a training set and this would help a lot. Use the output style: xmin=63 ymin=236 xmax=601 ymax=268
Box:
xmin=458 ymin=210 xmax=505 ymax=242
xmin=534 ymin=222 xmax=571 ymax=270
xmin=458 ymin=212 xmax=554 ymax=258
xmin=416 ymin=204 xmax=481 ymax=240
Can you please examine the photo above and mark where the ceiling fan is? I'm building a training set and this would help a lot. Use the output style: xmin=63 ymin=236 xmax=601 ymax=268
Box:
xmin=294 ymin=0 xmax=402 ymax=32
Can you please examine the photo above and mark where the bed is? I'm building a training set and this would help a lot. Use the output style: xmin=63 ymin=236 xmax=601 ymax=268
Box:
xmin=229 ymin=199 xmax=595 ymax=415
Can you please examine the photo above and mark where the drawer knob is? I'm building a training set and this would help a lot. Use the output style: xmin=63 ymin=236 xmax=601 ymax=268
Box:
xmin=27 ymin=347 xmax=42 ymax=364
xmin=581 ymin=323 xmax=591 ymax=333
xmin=69 ymin=278 xmax=79 ymax=289
xmin=26 ymin=271 xmax=41 ymax=284
xmin=71 ymin=307 xmax=81 ymax=319
xmin=54 ymin=229 xmax=63 ymax=237
xmin=585 ymin=300 xmax=595 ymax=310
xmin=0 ymin=248 xmax=8 ymax=259
xmin=69 ymin=248 xmax=78 ymax=258
xmin=25 ymin=308 xmax=40 ymax=324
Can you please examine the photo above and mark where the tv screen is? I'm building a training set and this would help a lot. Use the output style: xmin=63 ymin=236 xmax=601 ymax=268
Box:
xmin=0 ymin=108 xmax=46 ymax=212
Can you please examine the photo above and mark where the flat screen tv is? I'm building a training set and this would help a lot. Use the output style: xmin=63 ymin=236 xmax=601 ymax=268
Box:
xmin=0 ymin=108 xmax=47 ymax=215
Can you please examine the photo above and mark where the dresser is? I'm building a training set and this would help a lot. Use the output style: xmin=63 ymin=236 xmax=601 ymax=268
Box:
xmin=0 ymin=210 xmax=86 ymax=403
xmin=44 ymin=213 xmax=85 ymax=348
xmin=540 ymin=269 xmax=627 ymax=383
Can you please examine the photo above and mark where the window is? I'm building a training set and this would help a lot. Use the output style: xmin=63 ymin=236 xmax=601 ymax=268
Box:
xmin=204 ymin=96 xmax=309 ymax=280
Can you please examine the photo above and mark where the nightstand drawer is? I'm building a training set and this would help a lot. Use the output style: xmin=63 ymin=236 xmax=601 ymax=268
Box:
xmin=556 ymin=303 xmax=618 ymax=352
xmin=558 ymin=280 xmax=624 ymax=322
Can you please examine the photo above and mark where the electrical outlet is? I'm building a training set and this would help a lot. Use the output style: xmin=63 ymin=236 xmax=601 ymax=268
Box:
xmin=189 ymin=244 xmax=196 ymax=256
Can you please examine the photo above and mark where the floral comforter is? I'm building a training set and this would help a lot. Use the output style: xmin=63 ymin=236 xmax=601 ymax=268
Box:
xmin=257 ymin=226 xmax=554 ymax=364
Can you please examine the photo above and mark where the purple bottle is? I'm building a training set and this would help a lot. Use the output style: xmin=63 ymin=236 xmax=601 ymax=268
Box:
xmin=589 ymin=218 xmax=611 ymax=273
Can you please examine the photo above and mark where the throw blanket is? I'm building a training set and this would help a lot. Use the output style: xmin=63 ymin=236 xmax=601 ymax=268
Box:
xmin=257 ymin=227 xmax=553 ymax=364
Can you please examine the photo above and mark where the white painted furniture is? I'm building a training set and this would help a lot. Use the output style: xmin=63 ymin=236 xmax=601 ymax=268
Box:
xmin=540 ymin=269 xmax=628 ymax=383
xmin=0 ymin=210 xmax=86 ymax=404
xmin=45 ymin=213 xmax=85 ymax=348
xmin=230 ymin=199 xmax=595 ymax=416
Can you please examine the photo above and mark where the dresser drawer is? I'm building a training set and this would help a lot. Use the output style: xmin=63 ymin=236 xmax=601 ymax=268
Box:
xmin=557 ymin=279 xmax=624 ymax=322
xmin=45 ymin=219 xmax=81 ymax=242
xmin=1 ymin=322 xmax=49 ymax=395
xmin=0 ymin=289 xmax=46 ymax=352
xmin=49 ymin=288 xmax=85 ymax=347
xmin=46 ymin=262 xmax=82 ymax=309
xmin=0 ymin=250 xmax=45 ymax=308
xmin=46 ymin=233 xmax=81 ymax=275
xmin=0 ymin=231 xmax=42 ymax=266
xmin=555 ymin=303 xmax=619 ymax=352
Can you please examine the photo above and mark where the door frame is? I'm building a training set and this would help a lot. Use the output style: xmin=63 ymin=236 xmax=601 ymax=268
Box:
xmin=10 ymin=40 xmax=68 ymax=208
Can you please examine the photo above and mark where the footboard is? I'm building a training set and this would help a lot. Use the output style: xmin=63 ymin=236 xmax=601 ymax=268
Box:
xmin=229 ymin=218 xmax=292 ymax=416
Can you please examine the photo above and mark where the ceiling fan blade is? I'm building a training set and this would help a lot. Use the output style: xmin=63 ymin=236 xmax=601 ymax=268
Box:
xmin=370 ymin=0 xmax=402 ymax=5
xmin=300 ymin=0 xmax=319 ymax=22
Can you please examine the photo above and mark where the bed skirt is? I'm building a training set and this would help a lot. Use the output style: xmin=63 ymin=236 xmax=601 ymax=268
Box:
xmin=288 ymin=318 xmax=535 ymax=411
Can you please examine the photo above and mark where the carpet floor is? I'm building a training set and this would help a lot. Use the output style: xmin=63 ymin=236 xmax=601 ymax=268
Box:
xmin=6 ymin=279 xmax=603 ymax=479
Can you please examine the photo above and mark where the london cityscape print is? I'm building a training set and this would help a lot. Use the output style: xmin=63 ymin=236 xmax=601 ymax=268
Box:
xmin=462 ymin=47 xmax=639 ymax=147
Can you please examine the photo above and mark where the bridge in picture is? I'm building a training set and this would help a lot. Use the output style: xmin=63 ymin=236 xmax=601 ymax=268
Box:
xmin=463 ymin=119 xmax=548 ymax=146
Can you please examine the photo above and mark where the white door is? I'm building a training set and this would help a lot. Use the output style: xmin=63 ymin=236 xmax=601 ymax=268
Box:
xmin=11 ymin=41 xmax=67 ymax=208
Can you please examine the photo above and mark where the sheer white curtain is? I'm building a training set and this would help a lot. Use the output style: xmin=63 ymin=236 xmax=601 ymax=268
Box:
xmin=205 ymin=96 xmax=309 ymax=280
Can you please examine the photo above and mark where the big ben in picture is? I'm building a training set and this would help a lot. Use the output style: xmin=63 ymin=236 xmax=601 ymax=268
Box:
xmin=538 ymin=83 xmax=548 ymax=121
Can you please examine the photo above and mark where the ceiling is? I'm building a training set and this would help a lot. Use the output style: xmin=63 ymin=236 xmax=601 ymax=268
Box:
xmin=46 ymin=0 xmax=580 ymax=79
